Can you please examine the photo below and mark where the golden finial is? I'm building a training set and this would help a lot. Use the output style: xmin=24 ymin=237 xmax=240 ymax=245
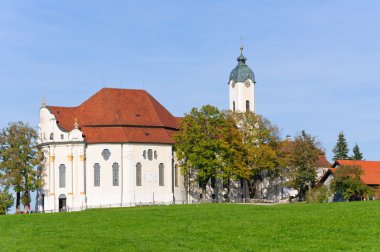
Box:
xmin=74 ymin=118 xmax=78 ymax=129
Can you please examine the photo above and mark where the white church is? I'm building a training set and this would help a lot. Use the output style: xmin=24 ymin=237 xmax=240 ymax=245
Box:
xmin=37 ymin=48 xmax=329 ymax=212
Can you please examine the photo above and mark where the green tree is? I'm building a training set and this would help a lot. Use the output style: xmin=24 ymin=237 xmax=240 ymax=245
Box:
xmin=0 ymin=188 xmax=13 ymax=215
xmin=174 ymin=105 xmax=243 ymax=200
xmin=285 ymin=130 xmax=321 ymax=201
xmin=351 ymin=143 xmax=363 ymax=160
xmin=0 ymin=122 xmax=43 ymax=213
xmin=218 ymin=112 xmax=246 ymax=197
xmin=332 ymin=132 xmax=349 ymax=161
xmin=330 ymin=165 xmax=370 ymax=201
xmin=231 ymin=112 xmax=281 ymax=198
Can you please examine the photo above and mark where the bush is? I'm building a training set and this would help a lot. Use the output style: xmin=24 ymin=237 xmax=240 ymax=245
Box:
xmin=306 ymin=186 xmax=331 ymax=203
xmin=0 ymin=189 xmax=14 ymax=215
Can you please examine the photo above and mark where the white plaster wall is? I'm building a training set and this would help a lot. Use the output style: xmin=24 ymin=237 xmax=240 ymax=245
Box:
xmin=40 ymin=107 xmax=86 ymax=211
xmin=85 ymin=144 xmax=123 ymax=206
xmin=131 ymin=144 xmax=174 ymax=203
xmin=229 ymin=79 xmax=255 ymax=113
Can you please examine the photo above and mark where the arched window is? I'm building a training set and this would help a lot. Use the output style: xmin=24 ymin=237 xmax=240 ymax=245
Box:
xmin=136 ymin=162 xmax=142 ymax=186
xmin=50 ymin=133 xmax=54 ymax=140
xmin=175 ymin=164 xmax=179 ymax=187
xmin=233 ymin=101 xmax=236 ymax=112
xmin=60 ymin=134 xmax=64 ymax=140
xmin=143 ymin=150 xmax=146 ymax=159
xmin=147 ymin=149 xmax=153 ymax=161
xmin=112 ymin=162 xmax=119 ymax=186
xmin=246 ymin=100 xmax=250 ymax=112
xmin=59 ymin=164 xmax=66 ymax=188
xmin=94 ymin=163 xmax=100 ymax=187
xmin=154 ymin=151 xmax=157 ymax=159
xmin=159 ymin=163 xmax=164 ymax=186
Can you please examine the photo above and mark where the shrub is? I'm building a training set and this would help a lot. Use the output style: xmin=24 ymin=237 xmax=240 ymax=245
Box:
xmin=306 ymin=186 xmax=331 ymax=203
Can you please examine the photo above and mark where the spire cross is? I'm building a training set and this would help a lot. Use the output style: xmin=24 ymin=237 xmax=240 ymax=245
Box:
xmin=240 ymin=36 xmax=244 ymax=53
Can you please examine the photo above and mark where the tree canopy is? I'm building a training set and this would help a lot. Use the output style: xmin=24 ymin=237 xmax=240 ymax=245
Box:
xmin=285 ymin=130 xmax=321 ymax=201
xmin=231 ymin=112 xmax=281 ymax=198
xmin=0 ymin=122 xmax=43 ymax=213
xmin=351 ymin=143 xmax=363 ymax=160
xmin=332 ymin=132 xmax=349 ymax=161
xmin=330 ymin=165 xmax=370 ymax=201
xmin=174 ymin=105 xmax=245 ymax=199
xmin=175 ymin=107 xmax=281 ymax=200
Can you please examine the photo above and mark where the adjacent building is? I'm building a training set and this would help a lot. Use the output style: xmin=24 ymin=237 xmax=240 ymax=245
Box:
xmin=320 ymin=160 xmax=380 ymax=201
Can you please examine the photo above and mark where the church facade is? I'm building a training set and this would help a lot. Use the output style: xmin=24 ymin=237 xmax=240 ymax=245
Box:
xmin=38 ymin=88 xmax=186 ymax=212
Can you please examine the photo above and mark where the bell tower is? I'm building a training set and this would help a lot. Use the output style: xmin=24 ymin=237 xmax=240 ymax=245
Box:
xmin=228 ymin=46 xmax=256 ymax=113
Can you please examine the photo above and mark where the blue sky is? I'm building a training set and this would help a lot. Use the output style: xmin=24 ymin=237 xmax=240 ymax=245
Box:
xmin=1 ymin=0 xmax=380 ymax=161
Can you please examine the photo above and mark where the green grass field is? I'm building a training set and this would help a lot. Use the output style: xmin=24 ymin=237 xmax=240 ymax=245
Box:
xmin=0 ymin=201 xmax=379 ymax=251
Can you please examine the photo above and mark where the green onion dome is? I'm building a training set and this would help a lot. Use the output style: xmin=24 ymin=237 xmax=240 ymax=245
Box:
xmin=229 ymin=47 xmax=255 ymax=83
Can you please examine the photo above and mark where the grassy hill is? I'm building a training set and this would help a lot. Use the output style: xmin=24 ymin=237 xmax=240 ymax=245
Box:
xmin=0 ymin=201 xmax=379 ymax=251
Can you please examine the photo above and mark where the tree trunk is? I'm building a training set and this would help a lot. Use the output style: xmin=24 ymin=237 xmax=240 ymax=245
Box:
xmin=16 ymin=192 xmax=21 ymax=214
xmin=201 ymin=185 xmax=206 ymax=203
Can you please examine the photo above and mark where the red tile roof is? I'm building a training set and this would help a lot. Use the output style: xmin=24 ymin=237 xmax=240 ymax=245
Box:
xmin=333 ymin=160 xmax=380 ymax=185
xmin=47 ymin=88 xmax=178 ymax=144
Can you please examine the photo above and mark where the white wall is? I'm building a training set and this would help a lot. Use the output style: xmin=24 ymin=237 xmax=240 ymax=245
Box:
xmin=229 ymin=79 xmax=255 ymax=113
xmin=39 ymin=108 xmax=186 ymax=212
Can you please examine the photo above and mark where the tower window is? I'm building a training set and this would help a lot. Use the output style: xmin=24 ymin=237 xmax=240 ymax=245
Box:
xmin=246 ymin=100 xmax=250 ymax=112
xmin=233 ymin=101 xmax=236 ymax=112
xmin=50 ymin=133 xmax=54 ymax=140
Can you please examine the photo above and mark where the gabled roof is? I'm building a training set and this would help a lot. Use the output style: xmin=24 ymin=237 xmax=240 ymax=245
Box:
xmin=332 ymin=160 xmax=380 ymax=185
xmin=47 ymin=88 xmax=178 ymax=144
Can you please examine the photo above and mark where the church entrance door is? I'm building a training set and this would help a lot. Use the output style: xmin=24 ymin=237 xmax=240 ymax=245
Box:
xmin=58 ymin=194 xmax=67 ymax=212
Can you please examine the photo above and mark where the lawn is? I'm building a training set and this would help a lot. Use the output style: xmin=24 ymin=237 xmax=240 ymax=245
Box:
xmin=0 ymin=201 xmax=379 ymax=251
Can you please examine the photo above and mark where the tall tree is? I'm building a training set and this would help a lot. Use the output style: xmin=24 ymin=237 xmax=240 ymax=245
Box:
xmin=218 ymin=112 xmax=246 ymax=196
xmin=231 ymin=112 xmax=281 ymax=198
xmin=351 ymin=143 xmax=363 ymax=160
xmin=0 ymin=122 xmax=43 ymax=213
xmin=175 ymin=105 xmax=241 ymax=200
xmin=330 ymin=165 xmax=370 ymax=201
xmin=285 ymin=130 xmax=321 ymax=201
xmin=332 ymin=132 xmax=349 ymax=161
